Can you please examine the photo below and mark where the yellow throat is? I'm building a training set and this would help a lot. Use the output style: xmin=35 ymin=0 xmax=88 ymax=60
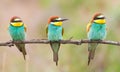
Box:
xmin=94 ymin=19 xmax=106 ymax=24
xmin=11 ymin=22 xmax=23 ymax=27
xmin=54 ymin=22 xmax=63 ymax=26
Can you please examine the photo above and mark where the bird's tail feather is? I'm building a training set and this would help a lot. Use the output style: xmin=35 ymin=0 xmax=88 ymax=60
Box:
xmin=53 ymin=52 xmax=58 ymax=65
xmin=50 ymin=41 xmax=60 ymax=66
xmin=88 ymin=43 xmax=98 ymax=65
xmin=15 ymin=44 xmax=26 ymax=60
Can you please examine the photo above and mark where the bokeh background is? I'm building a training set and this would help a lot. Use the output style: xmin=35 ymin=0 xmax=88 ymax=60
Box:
xmin=0 ymin=0 xmax=120 ymax=72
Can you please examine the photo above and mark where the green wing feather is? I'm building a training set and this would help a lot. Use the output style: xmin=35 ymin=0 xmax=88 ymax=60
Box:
xmin=62 ymin=28 xmax=64 ymax=36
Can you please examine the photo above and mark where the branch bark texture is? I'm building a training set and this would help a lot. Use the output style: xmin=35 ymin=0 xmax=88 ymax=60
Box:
xmin=0 ymin=39 xmax=120 ymax=47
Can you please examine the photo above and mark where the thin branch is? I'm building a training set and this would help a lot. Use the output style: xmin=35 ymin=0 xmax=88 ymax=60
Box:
xmin=0 ymin=39 xmax=120 ymax=47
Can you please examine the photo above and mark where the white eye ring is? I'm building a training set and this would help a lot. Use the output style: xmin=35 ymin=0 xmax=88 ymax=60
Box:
xmin=56 ymin=18 xmax=62 ymax=20
xmin=97 ymin=15 xmax=104 ymax=18
xmin=14 ymin=18 xmax=21 ymax=21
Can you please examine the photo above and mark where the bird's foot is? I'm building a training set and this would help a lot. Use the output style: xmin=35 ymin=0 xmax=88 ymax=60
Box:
xmin=90 ymin=39 xmax=102 ymax=41
xmin=7 ymin=40 xmax=14 ymax=47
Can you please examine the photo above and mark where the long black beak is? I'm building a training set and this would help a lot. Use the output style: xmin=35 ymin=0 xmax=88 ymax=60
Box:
xmin=59 ymin=18 xmax=68 ymax=21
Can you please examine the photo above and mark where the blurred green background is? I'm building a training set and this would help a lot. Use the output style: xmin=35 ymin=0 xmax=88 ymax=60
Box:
xmin=0 ymin=0 xmax=120 ymax=72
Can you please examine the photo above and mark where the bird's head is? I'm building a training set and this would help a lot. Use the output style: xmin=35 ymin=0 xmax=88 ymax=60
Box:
xmin=10 ymin=16 xmax=23 ymax=27
xmin=92 ymin=13 xmax=106 ymax=24
xmin=48 ymin=16 xmax=68 ymax=26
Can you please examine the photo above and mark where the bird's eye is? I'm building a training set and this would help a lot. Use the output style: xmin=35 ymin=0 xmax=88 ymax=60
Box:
xmin=94 ymin=17 xmax=105 ymax=20
xmin=51 ymin=19 xmax=59 ymax=22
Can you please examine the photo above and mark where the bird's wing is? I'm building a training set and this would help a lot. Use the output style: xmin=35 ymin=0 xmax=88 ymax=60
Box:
xmin=46 ymin=26 xmax=48 ymax=35
xmin=62 ymin=28 xmax=64 ymax=36
xmin=86 ymin=22 xmax=92 ymax=32
xmin=24 ymin=24 xmax=27 ymax=32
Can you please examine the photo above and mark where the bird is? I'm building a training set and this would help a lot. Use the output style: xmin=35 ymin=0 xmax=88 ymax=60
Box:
xmin=8 ymin=16 xmax=27 ymax=60
xmin=46 ymin=16 xmax=68 ymax=65
xmin=86 ymin=13 xmax=107 ymax=65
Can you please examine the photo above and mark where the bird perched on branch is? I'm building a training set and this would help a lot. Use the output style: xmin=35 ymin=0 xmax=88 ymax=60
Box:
xmin=87 ymin=13 xmax=107 ymax=65
xmin=8 ymin=16 xmax=27 ymax=59
xmin=46 ymin=16 xmax=68 ymax=65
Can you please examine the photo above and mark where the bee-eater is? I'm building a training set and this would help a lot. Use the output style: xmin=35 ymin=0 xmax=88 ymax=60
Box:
xmin=87 ymin=13 xmax=107 ymax=65
xmin=8 ymin=16 xmax=27 ymax=59
xmin=46 ymin=16 xmax=68 ymax=65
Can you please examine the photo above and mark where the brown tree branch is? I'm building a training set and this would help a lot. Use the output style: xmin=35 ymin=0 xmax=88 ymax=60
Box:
xmin=0 ymin=39 xmax=120 ymax=47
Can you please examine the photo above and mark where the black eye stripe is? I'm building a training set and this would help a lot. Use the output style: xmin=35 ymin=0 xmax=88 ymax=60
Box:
xmin=51 ymin=20 xmax=61 ymax=22
xmin=52 ymin=20 xmax=58 ymax=22
xmin=51 ymin=18 xmax=68 ymax=22
xmin=94 ymin=17 xmax=105 ymax=20
xmin=12 ymin=20 xmax=22 ymax=22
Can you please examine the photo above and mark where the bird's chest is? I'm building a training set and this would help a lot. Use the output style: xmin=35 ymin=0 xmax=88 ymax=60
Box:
xmin=48 ymin=25 xmax=62 ymax=40
xmin=91 ymin=24 xmax=105 ymax=32
xmin=9 ymin=26 xmax=25 ymax=40
xmin=88 ymin=24 xmax=106 ymax=40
